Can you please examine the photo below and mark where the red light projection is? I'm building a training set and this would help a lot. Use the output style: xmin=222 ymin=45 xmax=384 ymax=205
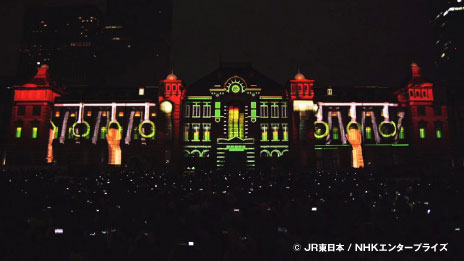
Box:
xmin=14 ymin=65 xmax=61 ymax=103
xmin=288 ymin=71 xmax=314 ymax=100
xmin=396 ymin=63 xmax=434 ymax=106
xmin=159 ymin=72 xmax=184 ymax=164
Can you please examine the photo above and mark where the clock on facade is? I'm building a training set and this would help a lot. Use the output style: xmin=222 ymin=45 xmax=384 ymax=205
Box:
xmin=225 ymin=77 xmax=246 ymax=94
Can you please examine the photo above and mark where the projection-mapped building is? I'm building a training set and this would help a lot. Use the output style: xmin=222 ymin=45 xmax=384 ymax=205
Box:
xmin=6 ymin=63 xmax=451 ymax=169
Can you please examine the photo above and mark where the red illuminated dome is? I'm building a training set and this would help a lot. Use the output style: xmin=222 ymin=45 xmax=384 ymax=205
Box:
xmin=294 ymin=72 xmax=306 ymax=80
xmin=411 ymin=62 xmax=421 ymax=78
xmin=166 ymin=72 xmax=177 ymax=81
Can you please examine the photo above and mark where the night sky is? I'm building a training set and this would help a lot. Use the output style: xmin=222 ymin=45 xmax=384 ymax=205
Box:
xmin=1 ymin=0 xmax=436 ymax=87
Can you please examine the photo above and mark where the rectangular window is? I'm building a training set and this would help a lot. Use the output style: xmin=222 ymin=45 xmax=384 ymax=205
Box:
xmin=32 ymin=127 xmax=38 ymax=139
xmin=251 ymin=109 xmax=257 ymax=118
xmin=68 ymin=127 xmax=73 ymax=139
xmin=365 ymin=126 xmax=372 ymax=139
xmin=327 ymin=88 xmax=333 ymax=96
xmin=32 ymin=106 xmax=41 ymax=116
xmin=333 ymin=127 xmax=340 ymax=140
xmin=434 ymin=105 xmax=442 ymax=116
xmin=419 ymin=128 xmax=426 ymax=139
xmin=419 ymin=121 xmax=427 ymax=139
xmin=271 ymin=102 xmax=279 ymax=118
xmin=133 ymin=127 xmax=139 ymax=140
xmin=184 ymin=124 xmax=190 ymax=141
xmin=399 ymin=127 xmax=405 ymax=139
xmin=203 ymin=103 xmax=211 ymax=118
xmin=272 ymin=124 xmax=279 ymax=141
xmin=138 ymin=88 xmax=145 ymax=96
xmin=260 ymin=103 xmax=268 ymax=118
xmin=251 ymin=102 xmax=257 ymax=120
xmin=214 ymin=102 xmax=221 ymax=119
xmin=281 ymin=103 xmax=288 ymax=118
xmin=100 ymin=127 xmax=107 ymax=140
xmin=435 ymin=121 xmax=443 ymax=139
xmin=192 ymin=103 xmax=201 ymax=118
xmin=17 ymin=106 xmax=26 ymax=116
xmin=202 ymin=123 xmax=211 ymax=141
xmin=282 ymin=124 xmax=288 ymax=141
xmin=261 ymin=124 xmax=268 ymax=141
xmin=184 ymin=104 xmax=191 ymax=118
xmin=417 ymin=106 xmax=426 ymax=116
xmin=16 ymin=127 xmax=22 ymax=138
xmin=192 ymin=123 xmax=200 ymax=141
xmin=215 ymin=109 xmax=221 ymax=118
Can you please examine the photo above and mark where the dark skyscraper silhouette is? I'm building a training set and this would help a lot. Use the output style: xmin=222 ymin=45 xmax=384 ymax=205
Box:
xmin=431 ymin=0 xmax=464 ymax=86
xmin=101 ymin=0 xmax=173 ymax=87
xmin=18 ymin=5 xmax=103 ymax=87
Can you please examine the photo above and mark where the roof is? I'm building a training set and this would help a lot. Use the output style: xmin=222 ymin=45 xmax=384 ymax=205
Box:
xmin=186 ymin=63 xmax=284 ymax=96
xmin=314 ymin=85 xmax=396 ymax=103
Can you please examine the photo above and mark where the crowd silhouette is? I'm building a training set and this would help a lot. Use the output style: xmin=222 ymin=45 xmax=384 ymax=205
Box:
xmin=1 ymin=166 xmax=463 ymax=260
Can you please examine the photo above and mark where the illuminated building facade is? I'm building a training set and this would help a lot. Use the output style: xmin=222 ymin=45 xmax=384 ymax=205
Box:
xmin=6 ymin=63 xmax=451 ymax=169
xmin=181 ymin=64 xmax=290 ymax=170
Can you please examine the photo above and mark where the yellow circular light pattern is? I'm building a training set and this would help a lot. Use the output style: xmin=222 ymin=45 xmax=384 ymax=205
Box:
xmin=138 ymin=120 xmax=156 ymax=138
xmin=314 ymin=121 xmax=329 ymax=139
xmin=346 ymin=121 xmax=362 ymax=133
xmin=72 ymin=121 xmax=90 ymax=138
xmin=379 ymin=121 xmax=397 ymax=138
xmin=108 ymin=121 xmax=123 ymax=133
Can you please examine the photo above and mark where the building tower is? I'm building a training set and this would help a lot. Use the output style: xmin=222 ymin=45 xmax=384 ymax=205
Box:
xmin=395 ymin=62 xmax=449 ymax=166
xmin=159 ymin=72 xmax=183 ymax=166
xmin=287 ymin=71 xmax=316 ymax=166
xmin=8 ymin=65 xmax=62 ymax=164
